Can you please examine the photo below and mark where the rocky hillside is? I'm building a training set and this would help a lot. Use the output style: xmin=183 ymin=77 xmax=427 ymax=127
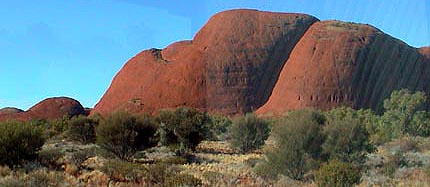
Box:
xmin=91 ymin=9 xmax=429 ymax=116
xmin=257 ymin=21 xmax=430 ymax=115
xmin=92 ymin=9 xmax=318 ymax=116
xmin=0 ymin=97 xmax=86 ymax=121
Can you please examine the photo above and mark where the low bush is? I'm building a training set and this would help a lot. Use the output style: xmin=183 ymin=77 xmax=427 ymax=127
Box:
xmin=322 ymin=107 xmax=374 ymax=163
xmin=146 ymin=163 xmax=201 ymax=186
xmin=99 ymin=159 xmax=146 ymax=183
xmin=0 ymin=121 xmax=45 ymax=167
xmin=156 ymin=107 xmax=210 ymax=150
xmin=315 ymin=160 xmax=361 ymax=187
xmin=205 ymin=115 xmax=232 ymax=141
xmin=228 ymin=113 xmax=270 ymax=153
xmin=64 ymin=115 xmax=98 ymax=143
xmin=96 ymin=112 xmax=157 ymax=160
xmin=257 ymin=109 xmax=324 ymax=180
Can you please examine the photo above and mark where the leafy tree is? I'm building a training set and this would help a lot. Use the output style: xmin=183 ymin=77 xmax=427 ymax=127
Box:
xmin=228 ymin=114 xmax=270 ymax=153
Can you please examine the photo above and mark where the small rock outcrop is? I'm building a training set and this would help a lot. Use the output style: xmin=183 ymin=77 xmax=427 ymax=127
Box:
xmin=0 ymin=107 xmax=24 ymax=115
xmin=0 ymin=97 xmax=86 ymax=121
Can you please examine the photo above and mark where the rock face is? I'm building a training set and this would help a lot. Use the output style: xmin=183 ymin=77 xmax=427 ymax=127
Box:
xmin=419 ymin=46 xmax=429 ymax=59
xmin=92 ymin=9 xmax=429 ymax=117
xmin=92 ymin=9 xmax=318 ymax=116
xmin=0 ymin=107 xmax=24 ymax=115
xmin=256 ymin=21 xmax=430 ymax=115
xmin=0 ymin=97 xmax=86 ymax=121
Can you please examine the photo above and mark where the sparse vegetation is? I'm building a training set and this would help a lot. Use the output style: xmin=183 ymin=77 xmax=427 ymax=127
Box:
xmin=2 ymin=89 xmax=430 ymax=186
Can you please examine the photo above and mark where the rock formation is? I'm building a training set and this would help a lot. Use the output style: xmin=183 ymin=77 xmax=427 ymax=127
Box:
xmin=419 ymin=46 xmax=429 ymax=59
xmin=256 ymin=21 xmax=430 ymax=115
xmin=0 ymin=97 xmax=86 ymax=121
xmin=92 ymin=9 xmax=319 ymax=116
xmin=0 ymin=107 xmax=24 ymax=115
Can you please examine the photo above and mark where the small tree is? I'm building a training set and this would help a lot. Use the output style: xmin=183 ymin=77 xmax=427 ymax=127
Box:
xmin=256 ymin=109 xmax=324 ymax=180
xmin=96 ymin=112 xmax=157 ymax=160
xmin=0 ymin=121 xmax=45 ymax=167
xmin=228 ymin=114 xmax=270 ymax=153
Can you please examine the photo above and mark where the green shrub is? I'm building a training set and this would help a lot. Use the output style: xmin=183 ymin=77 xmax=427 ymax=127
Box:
xmin=37 ymin=148 xmax=64 ymax=170
xmin=64 ymin=115 xmax=98 ymax=143
xmin=156 ymin=107 xmax=210 ymax=150
xmin=372 ymin=89 xmax=427 ymax=144
xmin=0 ymin=121 xmax=45 ymax=167
xmin=206 ymin=115 xmax=232 ymax=141
xmin=322 ymin=107 xmax=374 ymax=163
xmin=96 ymin=112 xmax=157 ymax=160
xmin=257 ymin=109 xmax=324 ymax=180
xmin=315 ymin=160 xmax=361 ymax=187
xmin=409 ymin=111 xmax=430 ymax=137
xmin=228 ymin=114 xmax=270 ymax=153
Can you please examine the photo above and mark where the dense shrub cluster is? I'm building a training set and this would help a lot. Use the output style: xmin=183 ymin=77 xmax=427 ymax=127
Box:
xmin=0 ymin=121 xmax=45 ymax=167
xmin=228 ymin=113 xmax=270 ymax=153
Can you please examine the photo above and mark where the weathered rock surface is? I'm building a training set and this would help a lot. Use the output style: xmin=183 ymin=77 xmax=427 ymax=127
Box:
xmin=0 ymin=97 xmax=86 ymax=121
xmin=92 ymin=9 xmax=318 ymax=116
xmin=419 ymin=46 xmax=429 ymax=59
xmin=257 ymin=21 xmax=430 ymax=115
xmin=0 ymin=107 xmax=24 ymax=115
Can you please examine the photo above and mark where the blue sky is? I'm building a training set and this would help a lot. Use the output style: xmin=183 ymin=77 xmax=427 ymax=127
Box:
xmin=0 ymin=0 xmax=429 ymax=110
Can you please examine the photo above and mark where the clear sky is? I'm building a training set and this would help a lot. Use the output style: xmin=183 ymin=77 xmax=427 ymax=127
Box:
xmin=1 ymin=0 xmax=429 ymax=110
